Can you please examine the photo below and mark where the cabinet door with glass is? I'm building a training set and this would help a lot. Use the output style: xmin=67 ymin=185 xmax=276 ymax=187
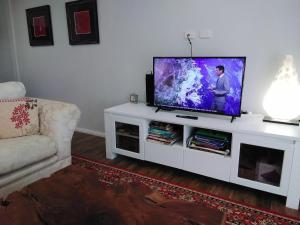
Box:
xmin=111 ymin=115 xmax=145 ymax=160
xmin=230 ymin=133 xmax=294 ymax=196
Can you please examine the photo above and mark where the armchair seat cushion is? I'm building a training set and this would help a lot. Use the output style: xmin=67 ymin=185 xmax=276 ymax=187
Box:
xmin=0 ymin=135 xmax=57 ymax=175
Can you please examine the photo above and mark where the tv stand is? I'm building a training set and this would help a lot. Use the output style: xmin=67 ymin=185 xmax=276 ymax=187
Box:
xmin=105 ymin=103 xmax=300 ymax=210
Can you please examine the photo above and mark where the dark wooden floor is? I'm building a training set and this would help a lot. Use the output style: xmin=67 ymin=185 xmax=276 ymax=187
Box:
xmin=71 ymin=132 xmax=300 ymax=219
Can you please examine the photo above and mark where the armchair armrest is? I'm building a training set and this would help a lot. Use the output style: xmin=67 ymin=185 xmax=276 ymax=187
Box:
xmin=38 ymin=99 xmax=81 ymax=160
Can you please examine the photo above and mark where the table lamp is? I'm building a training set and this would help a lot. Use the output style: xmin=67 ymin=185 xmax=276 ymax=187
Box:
xmin=263 ymin=55 xmax=300 ymax=125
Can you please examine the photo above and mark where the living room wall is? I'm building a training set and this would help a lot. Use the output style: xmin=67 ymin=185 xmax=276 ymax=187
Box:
xmin=10 ymin=0 xmax=300 ymax=134
xmin=0 ymin=0 xmax=17 ymax=82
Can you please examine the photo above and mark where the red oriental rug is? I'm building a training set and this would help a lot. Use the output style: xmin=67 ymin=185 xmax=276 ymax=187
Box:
xmin=73 ymin=156 xmax=300 ymax=225
xmin=1 ymin=156 xmax=225 ymax=225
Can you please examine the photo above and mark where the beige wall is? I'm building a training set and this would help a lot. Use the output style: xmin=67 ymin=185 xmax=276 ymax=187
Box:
xmin=10 ymin=0 xmax=300 ymax=132
xmin=0 ymin=0 xmax=17 ymax=82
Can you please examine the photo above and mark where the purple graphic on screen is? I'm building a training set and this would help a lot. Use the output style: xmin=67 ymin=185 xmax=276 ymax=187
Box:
xmin=154 ymin=57 xmax=246 ymax=116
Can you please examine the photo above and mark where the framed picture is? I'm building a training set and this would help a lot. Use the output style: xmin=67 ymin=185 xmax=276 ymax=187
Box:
xmin=65 ymin=0 xmax=100 ymax=45
xmin=26 ymin=5 xmax=54 ymax=46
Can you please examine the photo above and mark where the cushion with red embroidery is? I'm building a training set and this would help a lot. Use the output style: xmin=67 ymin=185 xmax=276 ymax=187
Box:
xmin=0 ymin=98 xmax=39 ymax=139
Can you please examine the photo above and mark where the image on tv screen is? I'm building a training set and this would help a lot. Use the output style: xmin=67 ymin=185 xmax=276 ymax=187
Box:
xmin=154 ymin=57 xmax=246 ymax=116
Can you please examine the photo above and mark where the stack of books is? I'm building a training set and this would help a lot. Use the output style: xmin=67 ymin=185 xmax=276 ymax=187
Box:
xmin=147 ymin=121 xmax=182 ymax=145
xmin=187 ymin=129 xmax=231 ymax=155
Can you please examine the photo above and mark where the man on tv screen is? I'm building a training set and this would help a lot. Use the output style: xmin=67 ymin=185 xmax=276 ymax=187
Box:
xmin=210 ymin=65 xmax=230 ymax=113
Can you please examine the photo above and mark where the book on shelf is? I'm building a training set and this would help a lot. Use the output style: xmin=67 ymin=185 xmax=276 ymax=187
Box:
xmin=147 ymin=121 xmax=182 ymax=145
xmin=189 ymin=142 xmax=230 ymax=156
xmin=191 ymin=137 xmax=227 ymax=149
xmin=147 ymin=134 xmax=176 ymax=141
xmin=149 ymin=121 xmax=174 ymax=131
xmin=148 ymin=128 xmax=177 ymax=138
xmin=194 ymin=129 xmax=229 ymax=141
xmin=186 ymin=128 xmax=231 ymax=155
xmin=146 ymin=137 xmax=178 ymax=145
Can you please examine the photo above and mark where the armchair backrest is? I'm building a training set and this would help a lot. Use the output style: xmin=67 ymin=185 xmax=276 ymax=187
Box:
xmin=0 ymin=82 xmax=26 ymax=99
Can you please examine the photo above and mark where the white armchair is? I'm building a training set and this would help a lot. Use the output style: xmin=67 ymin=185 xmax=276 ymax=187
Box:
xmin=0 ymin=82 xmax=80 ymax=198
xmin=38 ymin=99 xmax=80 ymax=160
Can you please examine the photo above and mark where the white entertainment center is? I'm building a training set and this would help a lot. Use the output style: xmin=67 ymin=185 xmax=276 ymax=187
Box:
xmin=104 ymin=103 xmax=300 ymax=209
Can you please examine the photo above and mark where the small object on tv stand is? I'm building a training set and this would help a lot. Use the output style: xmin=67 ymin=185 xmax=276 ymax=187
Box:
xmin=263 ymin=116 xmax=299 ymax=126
xmin=129 ymin=93 xmax=138 ymax=104
xmin=176 ymin=115 xmax=198 ymax=120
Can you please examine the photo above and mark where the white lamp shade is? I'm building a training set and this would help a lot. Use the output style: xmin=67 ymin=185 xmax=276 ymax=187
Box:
xmin=263 ymin=55 xmax=300 ymax=120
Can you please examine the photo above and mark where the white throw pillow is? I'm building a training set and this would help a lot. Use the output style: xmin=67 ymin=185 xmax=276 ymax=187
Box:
xmin=0 ymin=82 xmax=26 ymax=99
xmin=0 ymin=98 xmax=39 ymax=139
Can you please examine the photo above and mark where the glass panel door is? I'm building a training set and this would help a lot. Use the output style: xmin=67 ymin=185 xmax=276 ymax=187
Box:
xmin=115 ymin=122 xmax=139 ymax=153
xmin=238 ymin=144 xmax=284 ymax=187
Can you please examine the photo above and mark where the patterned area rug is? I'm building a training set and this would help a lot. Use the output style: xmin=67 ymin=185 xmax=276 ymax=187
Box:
xmin=1 ymin=156 xmax=225 ymax=225
xmin=73 ymin=156 xmax=300 ymax=225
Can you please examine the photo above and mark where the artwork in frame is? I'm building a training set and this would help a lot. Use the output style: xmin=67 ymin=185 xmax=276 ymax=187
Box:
xmin=65 ymin=0 xmax=100 ymax=45
xmin=26 ymin=5 xmax=54 ymax=46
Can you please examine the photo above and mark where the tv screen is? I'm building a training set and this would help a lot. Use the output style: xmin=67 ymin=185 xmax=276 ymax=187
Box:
xmin=153 ymin=57 xmax=246 ymax=117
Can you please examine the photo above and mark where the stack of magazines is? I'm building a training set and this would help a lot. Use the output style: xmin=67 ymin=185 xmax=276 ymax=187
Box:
xmin=187 ymin=128 xmax=231 ymax=155
xmin=147 ymin=121 xmax=182 ymax=145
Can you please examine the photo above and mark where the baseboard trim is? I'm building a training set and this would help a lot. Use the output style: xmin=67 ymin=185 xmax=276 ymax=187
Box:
xmin=75 ymin=128 xmax=105 ymax=138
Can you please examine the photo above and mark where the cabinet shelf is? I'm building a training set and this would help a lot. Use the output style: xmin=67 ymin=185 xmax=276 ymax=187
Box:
xmin=116 ymin=132 xmax=139 ymax=139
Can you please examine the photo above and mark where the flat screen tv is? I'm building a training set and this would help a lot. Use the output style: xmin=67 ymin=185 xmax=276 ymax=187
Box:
xmin=153 ymin=57 xmax=246 ymax=117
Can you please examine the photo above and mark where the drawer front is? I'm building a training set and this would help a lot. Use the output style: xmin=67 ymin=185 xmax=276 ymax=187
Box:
xmin=183 ymin=149 xmax=231 ymax=182
xmin=145 ymin=142 xmax=183 ymax=169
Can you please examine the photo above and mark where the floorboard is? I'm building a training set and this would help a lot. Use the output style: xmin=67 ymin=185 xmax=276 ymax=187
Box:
xmin=71 ymin=132 xmax=300 ymax=218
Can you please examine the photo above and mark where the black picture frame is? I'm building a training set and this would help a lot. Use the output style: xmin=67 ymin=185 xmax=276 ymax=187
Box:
xmin=26 ymin=5 xmax=54 ymax=46
xmin=65 ymin=0 xmax=100 ymax=45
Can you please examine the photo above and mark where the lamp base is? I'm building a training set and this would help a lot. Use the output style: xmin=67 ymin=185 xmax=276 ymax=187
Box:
xmin=263 ymin=116 xmax=299 ymax=126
